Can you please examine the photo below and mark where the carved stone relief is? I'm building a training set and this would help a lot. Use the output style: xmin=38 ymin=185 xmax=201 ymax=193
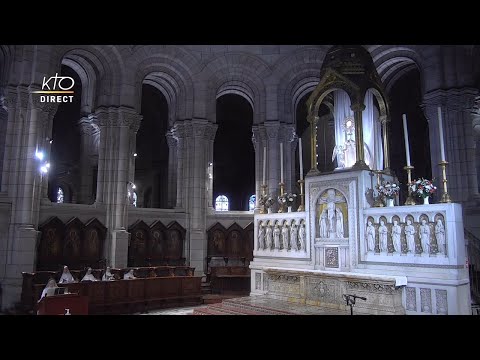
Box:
xmin=435 ymin=289 xmax=448 ymax=315
xmin=420 ymin=288 xmax=432 ymax=313
xmin=406 ymin=287 xmax=417 ymax=311
xmin=325 ymin=247 xmax=339 ymax=268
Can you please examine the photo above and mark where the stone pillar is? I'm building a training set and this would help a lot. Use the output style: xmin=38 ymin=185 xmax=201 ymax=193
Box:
xmin=92 ymin=106 xmax=142 ymax=268
xmin=165 ymin=129 xmax=177 ymax=208
xmin=172 ymin=122 xmax=186 ymax=210
xmin=252 ymin=125 xmax=267 ymax=210
xmin=351 ymin=103 xmax=368 ymax=170
xmin=380 ymin=115 xmax=391 ymax=173
xmin=423 ymin=89 xmax=479 ymax=204
xmin=0 ymin=86 xmax=56 ymax=310
xmin=77 ymin=116 xmax=97 ymax=205
xmin=186 ymin=120 xmax=217 ymax=276
xmin=204 ymin=124 xmax=217 ymax=210
xmin=264 ymin=122 xmax=281 ymax=200
xmin=473 ymin=97 xmax=480 ymax=195
xmin=283 ymin=124 xmax=297 ymax=193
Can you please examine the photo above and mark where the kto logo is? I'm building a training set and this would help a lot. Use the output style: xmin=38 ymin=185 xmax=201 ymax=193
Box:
xmin=32 ymin=73 xmax=75 ymax=103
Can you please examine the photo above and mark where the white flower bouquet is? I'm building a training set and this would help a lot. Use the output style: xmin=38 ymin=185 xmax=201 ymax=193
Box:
xmin=376 ymin=181 xmax=400 ymax=199
xmin=408 ymin=178 xmax=437 ymax=198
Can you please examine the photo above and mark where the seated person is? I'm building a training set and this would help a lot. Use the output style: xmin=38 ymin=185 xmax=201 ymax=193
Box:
xmin=81 ymin=267 xmax=99 ymax=282
xmin=148 ymin=268 xmax=157 ymax=278
xmin=39 ymin=278 xmax=58 ymax=301
xmin=123 ymin=269 xmax=136 ymax=280
xmin=102 ymin=266 xmax=116 ymax=281
xmin=59 ymin=265 xmax=76 ymax=284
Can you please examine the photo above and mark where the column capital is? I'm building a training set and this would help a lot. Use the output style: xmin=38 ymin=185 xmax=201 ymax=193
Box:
xmin=93 ymin=106 xmax=142 ymax=130
xmin=165 ymin=129 xmax=177 ymax=148
xmin=307 ymin=114 xmax=319 ymax=124
xmin=264 ymin=121 xmax=280 ymax=140
xmin=282 ymin=124 xmax=297 ymax=143
xmin=350 ymin=103 xmax=366 ymax=112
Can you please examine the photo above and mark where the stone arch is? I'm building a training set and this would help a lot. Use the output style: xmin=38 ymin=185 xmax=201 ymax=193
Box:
xmin=366 ymin=45 xmax=423 ymax=94
xmin=198 ymin=52 xmax=271 ymax=124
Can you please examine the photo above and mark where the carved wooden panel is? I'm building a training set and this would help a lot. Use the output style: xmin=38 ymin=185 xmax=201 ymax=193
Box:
xmin=226 ymin=223 xmax=244 ymax=258
xmin=63 ymin=217 xmax=84 ymax=269
xmin=128 ymin=220 xmax=150 ymax=267
xmin=207 ymin=223 xmax=227 ymax=257
xmin=37 ymin=217 xmax=65 ymax=271
xmin=83 ymin=218 xmax=106 ymax=267
xmin=165 ymin=221 xmax=185 ymax=261
xmin=149 ymin=220 xmax=167 ymax=263
xmin=244 ymin=222 xmax=254 ymax=260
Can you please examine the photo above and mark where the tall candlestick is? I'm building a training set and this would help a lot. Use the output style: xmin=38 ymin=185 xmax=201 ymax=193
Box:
xmin=437 ymin=106 xmax=446 ymax=162
xmin=299 ymin=137 xmax=303 ymax=180
xmin=402 ymin=114 xmax=411 ymax=167
xmin=280 ymin=142 xmax=284 ymax=183
xmin=262 ymin=146 xmax=266 ymax=184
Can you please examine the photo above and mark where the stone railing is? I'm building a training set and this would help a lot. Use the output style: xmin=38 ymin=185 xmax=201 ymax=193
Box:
xmin=254 ymin=211 xmax=308 ymax=259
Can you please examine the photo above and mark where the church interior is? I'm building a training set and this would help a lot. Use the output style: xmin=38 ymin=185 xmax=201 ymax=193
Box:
xmin=0 ymin=44 xmax=479 ymax=315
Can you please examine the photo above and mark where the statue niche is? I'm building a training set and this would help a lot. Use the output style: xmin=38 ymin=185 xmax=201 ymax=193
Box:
xmin=317 ymin=188 xmax=348 ymax=239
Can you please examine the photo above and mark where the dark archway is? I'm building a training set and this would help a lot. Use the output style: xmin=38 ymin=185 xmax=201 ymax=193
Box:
xmin=48 ymin=65 xmax=82 ymax=203
xmin=388 ymin=69 xmax=431 ymax=202
xmin=214 ymin=94 xmax=254 ymax=211
xmin=135 ymin=84 xmax=169 ymax=208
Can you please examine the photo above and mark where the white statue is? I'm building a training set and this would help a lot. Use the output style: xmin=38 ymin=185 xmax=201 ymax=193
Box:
xmin=319 ymin=210 xmax=328 ymax=238
xmin=257 ymin=222 xmax=265 ymax=250
xmin=332 ymin=144 xmax=346 ymax=169
xmin=319 ymin=189 xmax=345 ymax=239
xmin=379 ymin=220 xmax=388 ymax=252
xmin=265 ymin=223 xmax=273 ymax=250
xmin=298 ymin=223 xmax=306 ymax=251
xmin=281 ymin=222 xmax=289 ymax=250
xmin=405 ymin=219 xmax=416 ymax=253
xmin=290 ymin=221 xmax=298 ymax=251
xmin=366 ymin=220 xmax=375 ymax=252
xmin=435 ymin=219 xmax=446 ymax=255
xmin=273 ymin=223 xmax=281 ymax=250
xmin=335 ymin=208 xmax=344 ymax=238
xmin=391 ymin=220 xmax=402 ymax=253
xmin=420 ymin=219 xmax=431 ymax=254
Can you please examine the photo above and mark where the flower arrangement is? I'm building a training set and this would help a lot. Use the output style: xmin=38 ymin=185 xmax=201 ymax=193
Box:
xmin=278 ymin=192 xmax=297 ymax=207
xmin=408 ymin=178 xmax=437 ymax=198
xmin=259 ymin=194 xmax=275 ymax=208
xmin=375 ymin=181 xmax=400 ymax=199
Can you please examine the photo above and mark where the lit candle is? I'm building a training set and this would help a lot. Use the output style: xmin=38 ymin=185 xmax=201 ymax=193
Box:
xmin=262 ymin=146 xmax=266 ymax=184
xmin=402 ymin=114 xmax=411 ymax=167
xmin=299 ymin=137 xmax=303 ymax=180
xmin=437 ymin=106 xmax=446 ymax=162
xmin=280 ymin=142 xmax=284 ymax=183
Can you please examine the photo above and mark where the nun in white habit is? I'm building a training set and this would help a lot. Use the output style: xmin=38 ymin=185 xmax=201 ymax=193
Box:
xmin=102 ymin=266 xmax=115 ymax=281
xmin=81 ymin=267 xmax=99 ymax=282
xmin=59 ymin=265 xmax=76 ymax=284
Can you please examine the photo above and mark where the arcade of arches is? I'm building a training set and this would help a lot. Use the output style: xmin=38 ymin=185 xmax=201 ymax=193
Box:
xmin=0 ymin=45 xmax=480 ymax=311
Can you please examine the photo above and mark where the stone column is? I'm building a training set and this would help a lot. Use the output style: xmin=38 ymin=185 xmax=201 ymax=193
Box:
xmin=172 ymin=122 xmax=186 ymax=210
xmin=0 ymin=86 xmax=56 ymax=310
xmin=283 ymin=124 xmax=297 ymax=193
xmin=252 ymin=125 xmax=264 ymax=210
xmin=186 ymin=120 xmax=217 ymax=276
xmin=204 ymin=123 xmax=217 ymax=210
xmin=92 ymin=106 xmax=142 ymax=268
xmin=77 ymin=116 xmax=97 ymax=205
xmin=473 ymin=96 xmax=480 ymax=196
xmin=264 ymin=122 xmax=281 ymax=199
xmin=165 ymin=129 xmax=177 ymax=208
xmin=380 ymin=115 xmax=391 ymax=173
xmin=423 ymin=88 xmax=479 ymax=204
xmin=351 ymin=103 xmax=369 ymax=170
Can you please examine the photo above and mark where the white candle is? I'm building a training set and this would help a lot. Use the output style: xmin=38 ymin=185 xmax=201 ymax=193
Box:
xmin=280 ymin=142 xmax=284 ymax=183
xmin=262 ymin=146 xmax=266 ymax=184
xmin=437 ymin=106 xmax=446 ymax=162
xmin=299 ymin=137 xmax=303 ymax=180
xmin=402 ymin=114 xmax=411 ymax=167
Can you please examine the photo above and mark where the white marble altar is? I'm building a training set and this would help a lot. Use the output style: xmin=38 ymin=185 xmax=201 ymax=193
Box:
xmin=250 ymin=169 xmax=471 ymax=315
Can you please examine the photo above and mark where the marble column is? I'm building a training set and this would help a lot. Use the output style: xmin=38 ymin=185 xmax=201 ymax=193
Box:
xmin=351 ymin=103 xmax=369 ymax=170
xmin=172 ymin=122 xmax=186 ymax=210
xmin=423 ymin=88 xmax=479 ymax=204
xmin=252 ymin=125 xmax=267 ymax=211
xmin=283 ymin=124 xmax=297 ymax=193
xmin=204 ymin=123 xmax=217 ymax=210
xmin=92 ymin=106 xmax=142 ymax=267
xmin=165 ymin=129 xmax=177 ymax=209
xmin=0 ymin=93 xmax=7 ymax=189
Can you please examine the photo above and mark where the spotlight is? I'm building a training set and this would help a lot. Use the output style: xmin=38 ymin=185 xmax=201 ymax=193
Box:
xmin=49 ymin=139 xmax=53 ymax=144
xmin=40 ymin=165 xmax=48 ymax=174
xmin=132 ymin=183 xmax=136 ymax=189
xmin=45 ymin=163 xmax=50 ymax=168
xmin=35 ymin=151 xmax=44 ymax=161
xmin=133 ymin=153 xmax=137 ymax=157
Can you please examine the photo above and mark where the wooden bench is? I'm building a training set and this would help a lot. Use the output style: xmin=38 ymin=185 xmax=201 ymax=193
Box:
xmin=209 ymin=266 xmax=250 ymax=294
